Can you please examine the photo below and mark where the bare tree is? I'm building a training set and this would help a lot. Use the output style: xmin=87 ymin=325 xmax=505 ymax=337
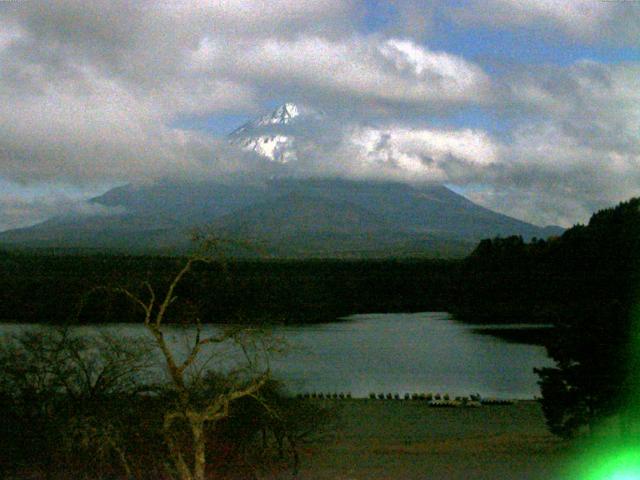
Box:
xmin=0 ymin=327 xmax=155 ymax=479
xmin=116 ymin=236 xmax=278 ymax=480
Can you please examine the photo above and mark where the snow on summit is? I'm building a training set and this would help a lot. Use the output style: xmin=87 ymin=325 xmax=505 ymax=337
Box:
xmin=228 ymin=102 xmax=496 ymax=179
xmin=256 ymin=103 xmax=299 ymax=126
xmin=229 ymin=102 xmax=304 ymax=163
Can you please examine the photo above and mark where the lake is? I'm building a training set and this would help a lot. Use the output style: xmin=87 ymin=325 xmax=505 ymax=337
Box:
xmin=0 ymin=312 xmax=553 ymax=399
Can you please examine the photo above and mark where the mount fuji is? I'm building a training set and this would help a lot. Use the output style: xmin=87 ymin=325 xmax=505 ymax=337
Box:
xmin=228 ymin=102 xmax=317 ymax=163
xmin=0 ymin=103 xmax=563 ymax=257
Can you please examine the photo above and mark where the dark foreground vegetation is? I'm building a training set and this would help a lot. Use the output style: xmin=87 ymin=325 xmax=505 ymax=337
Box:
xmin=0 ymin=329 xmax=331 ymax=480
xmin=0 ymin=244 xmax=334 ymax=480
xmin=459 ymin=197 xmax=640 ymax=441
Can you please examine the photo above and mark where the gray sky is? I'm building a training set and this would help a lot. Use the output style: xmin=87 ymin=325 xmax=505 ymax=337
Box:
xmin=0 ymin=0 xmax=639 ymax=230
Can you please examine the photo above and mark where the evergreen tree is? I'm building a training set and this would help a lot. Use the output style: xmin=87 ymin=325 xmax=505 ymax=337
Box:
xmin=535 ymin=198 xmax=640 ymax=438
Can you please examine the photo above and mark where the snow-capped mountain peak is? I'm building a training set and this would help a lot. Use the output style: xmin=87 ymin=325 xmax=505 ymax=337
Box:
xmin=231 ymin=102 xmax=301 ymax=137
xmin=256 ymin=102 xmax=299 ymax=126
xmin=229 ymin=102 xmax=304 ymax=163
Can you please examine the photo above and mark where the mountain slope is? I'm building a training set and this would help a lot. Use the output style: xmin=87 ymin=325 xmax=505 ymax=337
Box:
xmin=91 ymin=181 xmax=269 ymax=226
xmin=0 ymin=178 xmax=563 ymax=257
xmin=212 ymin=191 xmax=395 ymax=237
xmin=267 ymin=179 xmax=558 ymax=240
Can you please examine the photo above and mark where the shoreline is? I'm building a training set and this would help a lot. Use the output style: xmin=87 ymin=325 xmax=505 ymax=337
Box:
xmin=265 ymin=399 xmax=571 ymax=480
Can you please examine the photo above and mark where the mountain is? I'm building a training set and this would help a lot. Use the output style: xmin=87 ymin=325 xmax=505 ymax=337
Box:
xmin=0 ymin=177 xmax=563 ymax=257
xmin=0 ymin=180 xmax=268 ymax=253
xmin=0 ymin=103 xmax=564 ymax=257
xmin=232 ymin=102 xmax=301 ymax=132
xmin=228 ymin=102 xmax=319 ymax=163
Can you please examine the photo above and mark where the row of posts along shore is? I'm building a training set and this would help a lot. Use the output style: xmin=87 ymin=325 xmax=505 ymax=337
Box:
xmin=295 ymin=392 xmax=514 ymax=405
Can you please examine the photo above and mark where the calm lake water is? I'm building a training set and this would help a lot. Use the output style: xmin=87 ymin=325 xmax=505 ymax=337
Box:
xmin=0 ymin=312 xmax=552 ymax=399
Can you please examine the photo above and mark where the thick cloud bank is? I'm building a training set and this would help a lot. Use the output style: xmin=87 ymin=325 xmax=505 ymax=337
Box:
xmin=0 ymin=0 xmax=638 ymax=230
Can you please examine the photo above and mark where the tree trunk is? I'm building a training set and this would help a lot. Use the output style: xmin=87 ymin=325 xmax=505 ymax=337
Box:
xmin=288 ymin=436 xmax=299 ymax=477
xmin=191 ymin=416 xmax=207 ymax=480
xmin=165 ymin=413 xmax=193 ymax=480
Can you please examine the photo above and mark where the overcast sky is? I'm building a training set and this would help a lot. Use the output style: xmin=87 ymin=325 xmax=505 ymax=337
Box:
xmin=0 ymin=0 xmax=639 ymax=231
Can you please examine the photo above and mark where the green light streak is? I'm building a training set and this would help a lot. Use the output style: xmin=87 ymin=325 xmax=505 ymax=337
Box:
xmin=579 ymin=300 xmax=640 ymax=480
xmin=581 ymin=448 xmax=640 ymax=480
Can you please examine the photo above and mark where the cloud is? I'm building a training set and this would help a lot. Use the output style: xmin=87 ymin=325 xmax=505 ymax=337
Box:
xmin=233 ymin=112 xmax=500 ymax=185
xmin=190 ymin=35 xmax=491 ymax=111
xmin=344 ymin=125 xmax=497 ymax=181
xmin=387 ymin=1 xmax=436 ymax=39
xmin=464 ymin=61 xmax=640 ymax=227
xmin=0 ymin=188 xmax=126 ymax=232
xmin=0 ymin=63 xmax=221 ymax=184
xmin=0 ymin=1 xmax=490 ymax=191
xmin=450 ymin=0 xmax=640 ymax=45
xmin=161 ymin=0 xmax=355 ymax=38
xmin=0 ymin=0 xmax=637 ymax=231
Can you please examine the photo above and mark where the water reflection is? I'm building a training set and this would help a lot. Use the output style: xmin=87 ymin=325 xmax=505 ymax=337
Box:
xmin=0 ymin=312 xmax=552 ymax=398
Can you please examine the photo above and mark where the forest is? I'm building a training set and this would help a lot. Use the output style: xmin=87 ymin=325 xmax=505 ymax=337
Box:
xmin=0 ymin=252 xmax=460 ymax=325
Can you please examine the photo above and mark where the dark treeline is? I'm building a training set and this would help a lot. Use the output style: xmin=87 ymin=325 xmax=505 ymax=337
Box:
xmin=0 ymin=253 xmax=460 ymax=325
xmin=455 ymin=202 xmax=640 ymax=325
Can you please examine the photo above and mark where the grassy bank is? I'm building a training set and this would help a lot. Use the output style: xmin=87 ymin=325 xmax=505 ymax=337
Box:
xmin=266 ymin=399 xmax=575 ymax=480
